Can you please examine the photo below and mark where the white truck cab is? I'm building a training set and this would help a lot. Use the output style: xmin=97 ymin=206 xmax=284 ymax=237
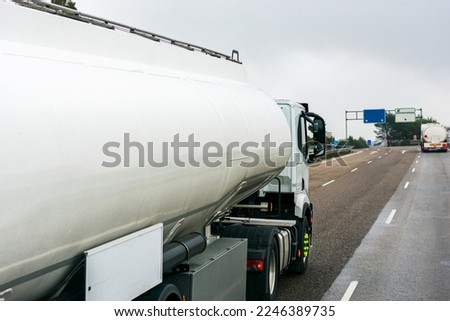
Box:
xmin=223 ymin=100 xmax=326 ymax=300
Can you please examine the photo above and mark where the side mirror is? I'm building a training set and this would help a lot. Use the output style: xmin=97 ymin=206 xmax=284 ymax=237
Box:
xmin=306 ymin=112 xmax=326 ymax=158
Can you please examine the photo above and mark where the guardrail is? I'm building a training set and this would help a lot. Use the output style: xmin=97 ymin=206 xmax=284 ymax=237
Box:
xmin=325 ymin=144 xmax=353 ymax=155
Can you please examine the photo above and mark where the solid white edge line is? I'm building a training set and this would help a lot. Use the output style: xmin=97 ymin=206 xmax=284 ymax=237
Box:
xmin=404 ymin=181 xmax=410 ymax=189
xmin=385 ymin=209 xmax=397 ymax=224
xmin=341 ymin=281 xmax=359 ymax=301
xmin=322 ymin=180 xmax=335 ymax=187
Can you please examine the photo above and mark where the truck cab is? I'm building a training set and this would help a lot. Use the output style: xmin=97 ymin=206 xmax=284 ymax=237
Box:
xmin=265 ymin=100 xmax=325 ymax=195
xmin=220 ymin=100 xmax=326 ymax=300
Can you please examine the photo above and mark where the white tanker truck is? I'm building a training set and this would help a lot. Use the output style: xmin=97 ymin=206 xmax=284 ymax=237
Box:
xmin=0 ymin=1 xmax=326 ymax=301
xmin=420 ymin=123 xmax=448 ymax=152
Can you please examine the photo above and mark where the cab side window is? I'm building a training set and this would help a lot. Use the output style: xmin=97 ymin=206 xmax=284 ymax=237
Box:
xmin=297 ymin=115 xmax=308 ymax=159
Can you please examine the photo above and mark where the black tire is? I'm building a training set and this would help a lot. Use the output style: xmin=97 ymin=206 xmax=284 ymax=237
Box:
xmin=264 ymin=239 xmax=280 ymax=301
xmin=288 ymin=219 xmax=310 ymax=274
xmin=247 ymin=236 xmax=280 ymax=301
xmin=135 ymin=283 xmax=181 ymax=301
xmin=263 ymin=239 xmax=279 ymax=300
xmin=221 ymin=225 xmax=279 ymax=301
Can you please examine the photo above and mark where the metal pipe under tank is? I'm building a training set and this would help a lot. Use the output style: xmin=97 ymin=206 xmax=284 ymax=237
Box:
xmin=163 ymin=233 xmax=207 ymax=273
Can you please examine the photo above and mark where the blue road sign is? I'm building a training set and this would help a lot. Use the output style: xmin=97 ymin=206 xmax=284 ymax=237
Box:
xmin=363 ymin=109 xmax=386 ymax=124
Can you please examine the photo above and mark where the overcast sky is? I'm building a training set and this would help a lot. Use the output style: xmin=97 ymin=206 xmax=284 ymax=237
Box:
xmin=74 ymin=0 xmax=450 ymax=142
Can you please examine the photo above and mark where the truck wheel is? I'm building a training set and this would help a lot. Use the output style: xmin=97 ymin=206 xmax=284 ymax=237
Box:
xmin=288 ymin=219 xmax=310 ymax=274
xmin=135 ymin=283 xmax=181 ymax=301
xmin=247 ymin=237 xmax=280 ymax=301
xmin=264 ymin=239 xmax=279 ymax=300
xmin=221 ymin=225 xmax=279 ymax=300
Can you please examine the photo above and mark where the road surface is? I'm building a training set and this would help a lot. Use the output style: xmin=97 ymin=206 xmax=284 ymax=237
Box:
xmin=277 ymin=146 xmax=422 ymax=300
xmin=322 ymin=149 xmax=450 ymax=300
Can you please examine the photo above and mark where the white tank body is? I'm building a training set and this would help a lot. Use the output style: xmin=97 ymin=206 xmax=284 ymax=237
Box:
xmin=421 ymin=123 xmax=447 ymax=143
xmin=0 ymin=2 xmax=291 ymax=300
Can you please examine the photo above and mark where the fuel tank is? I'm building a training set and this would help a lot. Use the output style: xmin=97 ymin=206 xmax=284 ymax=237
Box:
xmin=0 ymin=2 xmax=291 ymax=300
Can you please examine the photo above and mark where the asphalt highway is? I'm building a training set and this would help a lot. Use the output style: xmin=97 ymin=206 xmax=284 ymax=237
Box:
xmin=276 ymin=146 xmax=421 ymax=301
xmin=322 ymin=148 xmax=450 ymax=300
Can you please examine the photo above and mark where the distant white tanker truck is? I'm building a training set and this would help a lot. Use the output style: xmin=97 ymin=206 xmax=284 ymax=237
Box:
xmin=421 ymin=123 xmax=448 ymax=152
xmin=0 ymin=1 xmax=326 ymax=301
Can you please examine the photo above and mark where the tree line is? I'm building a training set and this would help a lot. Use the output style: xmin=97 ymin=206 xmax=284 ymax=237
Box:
xmin=374 ymin=113 xmax=437 ymax=146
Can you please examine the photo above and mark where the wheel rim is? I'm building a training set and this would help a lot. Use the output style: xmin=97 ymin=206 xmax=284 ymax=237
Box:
xmin=268 ymin=248 xmax=277 ymax=294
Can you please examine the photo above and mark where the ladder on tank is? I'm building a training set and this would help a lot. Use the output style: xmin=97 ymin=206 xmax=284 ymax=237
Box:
xmin=11 ymin=0 xmax=242 ymax=64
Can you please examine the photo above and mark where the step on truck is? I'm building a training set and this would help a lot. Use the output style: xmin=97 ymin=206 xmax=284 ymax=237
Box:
xmin=0 ymin=0 xmax=326 ymax=301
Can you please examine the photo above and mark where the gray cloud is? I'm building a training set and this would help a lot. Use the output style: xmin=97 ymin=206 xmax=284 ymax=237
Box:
xmin=74 ymin=0 xmax=450 ymax=139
